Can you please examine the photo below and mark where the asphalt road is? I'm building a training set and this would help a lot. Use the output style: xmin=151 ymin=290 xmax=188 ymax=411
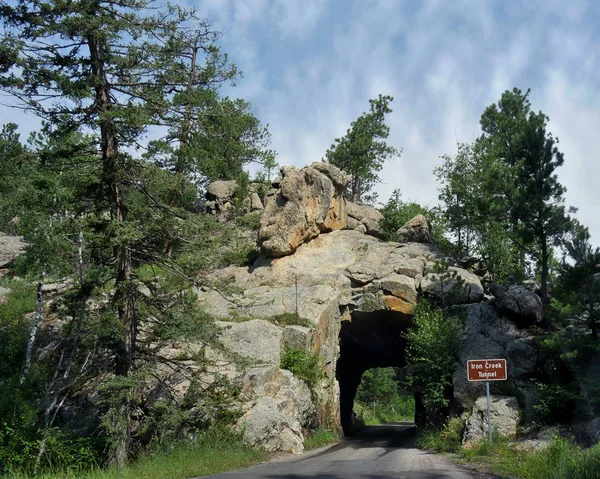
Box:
xmin=203 ymin=424 xmax=485 ymax=479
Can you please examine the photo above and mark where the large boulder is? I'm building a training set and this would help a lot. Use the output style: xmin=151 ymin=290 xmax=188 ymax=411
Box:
xmin=258 ymin=163 xmax=349 ymax=257
xmin=206 ymin=180 xmax=238 ymax=201
xmin=489 ymin=284 xmax=543 ymax=326
xmin=345 ymin=201 xmax=384 ymax=238
xmin=217 ymin=320 xmax=283 ymax=365
xmin=396 ymin=214 xmax=432 ymax=243
xmin=421 ymin=266 xmax=484 ymax=304
xmin=0 ymin=233 xmax=26 ymax=269
xmin=463 ymin=395 xmax=520 ymax=444
xmin=453 ymin=302 xmax=540 ymax=419
xmin=236 ymin=368 xmax=314 ymax=454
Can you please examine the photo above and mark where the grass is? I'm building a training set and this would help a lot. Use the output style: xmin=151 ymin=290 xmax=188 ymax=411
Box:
xmin=417 ymin=419 xmax=600 ymax=479
xmin=455 ymin=437 xmax=600 ymax=479
xmin=303 ymin=428 xmax=339 ymax=451
xmin=2 ymin=428 xmax=268 ymax=479
xmin=354 ymin=394 xmax=415 ymax=426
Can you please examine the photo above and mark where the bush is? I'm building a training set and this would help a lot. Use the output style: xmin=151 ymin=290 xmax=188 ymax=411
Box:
xmin=404 ymin=300 xmax=463 ymax=424
xmin=417 ymin=417 xmax=464 ymax=453
xmin=234 ymin=212 xmax=262 ymax=231
xmin=532 ymin=380 xmax=578 ymax=426
xmin=280 ymin=347 xmax=323 ymax=388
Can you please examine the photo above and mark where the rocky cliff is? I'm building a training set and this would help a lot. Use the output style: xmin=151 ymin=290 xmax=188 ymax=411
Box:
xmin=197 ymin=162 xmax=546 ymax=452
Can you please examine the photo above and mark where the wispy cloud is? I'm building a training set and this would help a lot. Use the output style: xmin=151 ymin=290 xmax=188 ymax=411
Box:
xmin=3 ymin=0 xmax=599 ymax=244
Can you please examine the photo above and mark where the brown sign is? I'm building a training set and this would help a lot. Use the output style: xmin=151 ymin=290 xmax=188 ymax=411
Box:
xmin=467 ymin=359 xmax=507 ymax=382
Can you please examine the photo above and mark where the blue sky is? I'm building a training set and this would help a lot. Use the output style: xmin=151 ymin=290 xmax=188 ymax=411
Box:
xmin=191 ymin=0 xmax=600 ymax=245
xmin=2 ymin=0 xmax=599 ymax=245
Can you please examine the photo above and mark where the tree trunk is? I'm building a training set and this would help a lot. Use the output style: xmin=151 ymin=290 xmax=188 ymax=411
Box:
xmin=88 ymin=35 xmax=136 ymax=378
xmin=540 ymin=233 xmax=549 ymax=305
xmin=351 ymin=177 xmax=360 ymax=203
xmin=21 ymin=268 xmax=46 ymax=383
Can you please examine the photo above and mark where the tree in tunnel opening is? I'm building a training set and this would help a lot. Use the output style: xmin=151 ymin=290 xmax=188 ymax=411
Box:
xmin=404 ymin=300 xmax=464 ymax=427
xmin=354 ymin=367 xmax=415 ymax=426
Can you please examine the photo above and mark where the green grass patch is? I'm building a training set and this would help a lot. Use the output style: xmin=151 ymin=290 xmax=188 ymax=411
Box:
xmin=303 ymin=428 xmax=339 ymax=451
xmin=416 ymin=417 xmax=464 ymax=453
xmin=354 ymin=391 xmax=415 ymax=426
xmin=2 ymin=427 xmax=267 ymax=479
xmin=438 ymin=435 xmax=600 ymax=479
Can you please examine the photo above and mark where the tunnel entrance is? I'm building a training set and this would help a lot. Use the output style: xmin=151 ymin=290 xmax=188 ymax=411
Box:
xmin=336 ymin=310 xmax=417 ymax=436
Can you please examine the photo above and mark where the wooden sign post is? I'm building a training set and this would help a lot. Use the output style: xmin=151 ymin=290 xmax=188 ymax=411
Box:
xmin=467 ymin=359 xmax=507 ymax=443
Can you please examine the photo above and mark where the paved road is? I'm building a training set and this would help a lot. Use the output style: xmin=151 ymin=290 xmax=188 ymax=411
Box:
xmin=204 ymin=424 xmax=485 ymax=479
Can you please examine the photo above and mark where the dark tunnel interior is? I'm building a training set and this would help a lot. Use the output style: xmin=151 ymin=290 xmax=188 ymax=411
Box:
xmin=336 ymin=310 xmax=417 ymax=436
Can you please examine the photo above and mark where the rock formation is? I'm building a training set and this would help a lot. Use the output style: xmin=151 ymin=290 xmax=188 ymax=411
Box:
xmin=197 ymin=193 xmax=536 ymax=450
xmin=396 ymin=214 xmax=432 ymax=243
xmin=0 ymin=232 xmax=26 ymax=273
xmin=258 ymin=163 xmax=349 ymax=257
xmin=463 ymin=395 xmax=520 ymax=444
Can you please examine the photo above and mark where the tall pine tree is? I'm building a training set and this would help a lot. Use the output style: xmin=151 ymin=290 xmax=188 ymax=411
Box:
xmin=324 ymin=94 xmax=401 ymax=203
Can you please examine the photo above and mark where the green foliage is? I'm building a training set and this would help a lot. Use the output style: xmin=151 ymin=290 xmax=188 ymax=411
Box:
xmin=404 ymin=300 xmax=463 ymax=423
xmin=325 ymin=94 xmax=401 ymax=202
xmin=436 ymin=89 xmax=574 ymax=297
xmin=221 ymin=242 xmax=259 ymax=267
xmin=356 ymin=368 xmax=399 ymax=405
xmin=280 ymin=347 xmax=323 ymax=388
xmin=234 ymin=212 xmax=262 ymax=231
xmin=379 ymin=189 xmax=451 ymax=251
xmin=416 ymin=417 xmax=464 ymax=453
xmin=303 ymin=428 xmax=339 ymax=451
xmin=354 ymin=368 xmax=414 ymax=425
xmin=532 ymin=380 xmax=579 ymax=426
xmin=2 ymin=426 xmax=268 ymax=479
xmin=554 ymin=220 xmax=600 ymax=338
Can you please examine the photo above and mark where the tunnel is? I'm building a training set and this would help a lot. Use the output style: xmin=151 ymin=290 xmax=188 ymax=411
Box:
xmin=336 ymin=309 xmax=421 ymax=436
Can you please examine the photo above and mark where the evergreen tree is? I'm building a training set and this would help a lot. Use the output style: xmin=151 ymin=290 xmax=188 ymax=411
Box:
xmin=0 ymin=1 xmax=251 ymax=464
xmin=1 ymin=0 xmax=235 ymax=377
xmin=324 ymin=94 xmax=401 ymax=203
xmin=557 ymin=222 xmax=600 ymax=339
xmin=477 ymin=88 xmax=573 ymax=303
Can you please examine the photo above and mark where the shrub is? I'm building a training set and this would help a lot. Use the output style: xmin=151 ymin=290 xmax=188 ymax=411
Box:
xmin=532 ymin=380 xmax=578 ymax=426
xmin=417 ymin=417 xmax=464 ymax=453
xmin=280 ymin=347 xmax=323 ymax=388
xmin=404 ymin=300 xmax=463 ymax=424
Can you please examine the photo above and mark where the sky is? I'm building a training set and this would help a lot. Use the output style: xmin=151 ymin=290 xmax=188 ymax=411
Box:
xmin=191 ymin=0 xmax=600 ymax=246
xmin=2 ymin=0 xmax=599 ymax=245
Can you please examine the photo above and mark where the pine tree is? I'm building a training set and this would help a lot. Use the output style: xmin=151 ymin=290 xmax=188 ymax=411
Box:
xmin=477 ymin=88 xmax=573 ymax=303
xmin=324 ymin=94 xmax=401 ymax=203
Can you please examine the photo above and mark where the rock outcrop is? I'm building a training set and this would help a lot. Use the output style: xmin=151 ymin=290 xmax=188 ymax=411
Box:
xmin=195 ymin=166 xmax=545 ymax=451
xmin=0 ymin=233 xmax=26 ymax=270
xmin=463 ymin=395 xmax=520 ymax=444
xmin=421 ymin=267 xmax=484 ymax=304
xmin=489 ymin=284 xmax=543 ymax=326
xmin=197 ymin=224 xmax=517 ymax=449
xmin=453 ymin=301 xmax=540 ymax=419
xmin=345 ymin=201 xmax=384 ymax=238
xmin=396 ymin=214 xmax=432 ymax=243
xmin=205 ymin=180 xmax=265 ymax=214
xmin=258 ymin=163 xmax=349 ymax=257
